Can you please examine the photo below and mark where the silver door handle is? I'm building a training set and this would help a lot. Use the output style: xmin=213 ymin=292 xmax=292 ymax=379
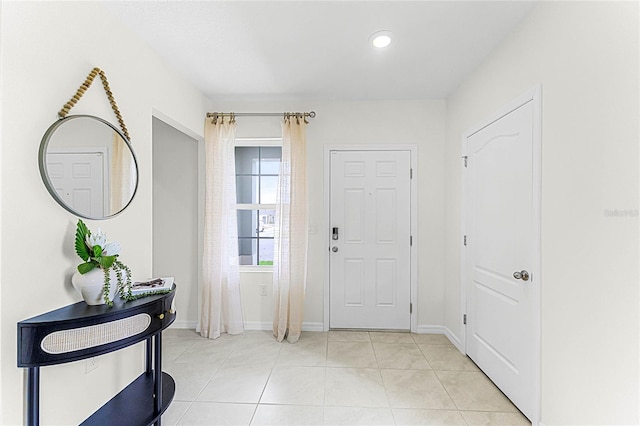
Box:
xmin=332 ymin=246 xmax=339 ymax=253
xmin=513 ymin=270 xmax=530 ymax=281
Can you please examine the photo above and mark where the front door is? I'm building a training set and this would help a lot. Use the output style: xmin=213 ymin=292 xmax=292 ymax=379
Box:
xmin=464 ymin=96 xmax=539 ymax=420
xmin=329 ymin=150 xmax=411 ymax=329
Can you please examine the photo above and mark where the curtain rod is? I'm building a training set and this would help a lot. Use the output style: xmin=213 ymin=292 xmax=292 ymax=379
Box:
xmin=206 ymin=111 xmax=316 ymax=120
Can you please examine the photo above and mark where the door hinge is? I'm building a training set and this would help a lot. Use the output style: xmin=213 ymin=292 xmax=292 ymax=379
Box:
xmin=410 ymin=303 xmax=413 ymax=314
xmin=410 ymin=235 xmax=413 ymax=246
xmin=410 ymin=168 xmax=413 ymax=179
xmin=463 ymin=235 xmax=467 ymax=246
xmin=463 ymin=314 xmax=467 ymax=325
xmin=462 ymin=155 xmax=468 ymax=168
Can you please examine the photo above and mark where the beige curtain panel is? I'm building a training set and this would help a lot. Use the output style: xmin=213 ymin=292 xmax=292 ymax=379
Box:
xmin=109 ymin=132 xmax=132 ymax=213
xmin=200 ymin=118 xmax=244 ymax=339
xmin=273 ymin=116 xmax=309 ymax=343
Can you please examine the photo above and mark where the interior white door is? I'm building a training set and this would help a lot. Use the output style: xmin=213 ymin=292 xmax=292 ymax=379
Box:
xmin=47 ymin=151 xmax=106 ymax=217
xmin=465 ymin=100 xmax=537 ymax=419
xmin=329 ymin=150 xmax=411 ymax=329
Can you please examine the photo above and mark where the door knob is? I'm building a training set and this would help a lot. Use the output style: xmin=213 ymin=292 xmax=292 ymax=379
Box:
xmin=513 ymin=270 xmax=530 ymax=281
xmin=332 ymin=246 xmax=339 ymax=253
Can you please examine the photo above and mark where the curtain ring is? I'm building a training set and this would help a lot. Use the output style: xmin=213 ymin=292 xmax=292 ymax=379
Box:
xmin=230 ymin=112 xmax=236 ymax=124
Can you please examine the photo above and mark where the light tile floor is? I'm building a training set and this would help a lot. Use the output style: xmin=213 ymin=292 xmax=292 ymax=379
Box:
xmin=161 ymin=329 xmax=530 ymax=426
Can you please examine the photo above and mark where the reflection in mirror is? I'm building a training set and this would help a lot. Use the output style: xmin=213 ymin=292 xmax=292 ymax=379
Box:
xmin=39 ymin=115 xmax=139 ymax=219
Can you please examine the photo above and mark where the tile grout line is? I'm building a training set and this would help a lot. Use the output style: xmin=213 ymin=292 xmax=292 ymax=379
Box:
xmin=408 ymin=333 xmax=466 ymax=423
xmin=164 ymin=336 xmax=199 ymax=366
xmin=187 ymin=336 xmax=238 ymax=405
xmin=367 ymin=332 xmax=395 ymax=420
xmin=250 ymin=335 xmax=284 ymax=425
xmin=376 ymin=360 xmax=399 ymax=425
xmin=164 ymin=330 xmax=210 ymax=425
xmin=174 ymin=333 xmax=258 ymax=423
xmin=173 ymin=400 xmax=195 ymax=426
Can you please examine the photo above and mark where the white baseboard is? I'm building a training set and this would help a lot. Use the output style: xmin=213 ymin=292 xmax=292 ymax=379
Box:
xmin=301 ymin=322 xmax=324 ymax=332
xmin=170 ymin=320 xmax=198 ymax=329
xmin=244 ymin=321 xmax=272 ymax=331
xmin=415 ymin=325 xmax=464 ymax=352
xmin=244 ymin=321 xmax=325 ymax=332
xmin=444 ymin=326 xmax=464 ymax=352
xmin=415 ymin=325 xmax=446 ymax=334
xmin=172 ymin=321 xmax=325 ymax=333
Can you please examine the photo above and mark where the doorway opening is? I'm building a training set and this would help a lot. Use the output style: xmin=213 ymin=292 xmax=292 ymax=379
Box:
xmin=152 ymin=115 xmax=201 ymax=329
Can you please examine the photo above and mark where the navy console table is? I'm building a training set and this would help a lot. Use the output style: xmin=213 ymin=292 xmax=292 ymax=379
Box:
xmin=17 ymin=286 xmax=177 ymax=426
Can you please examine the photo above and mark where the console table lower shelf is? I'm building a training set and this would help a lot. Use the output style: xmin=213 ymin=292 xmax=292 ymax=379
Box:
xmin=81 ymin=371 xmax=175 ymax=426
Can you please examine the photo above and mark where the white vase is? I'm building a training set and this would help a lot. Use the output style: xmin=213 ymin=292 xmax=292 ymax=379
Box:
xmin=71 ymin=268 xmax=119 ymax=305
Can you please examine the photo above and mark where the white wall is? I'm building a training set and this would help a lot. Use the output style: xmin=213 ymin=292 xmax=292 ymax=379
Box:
xmin=0 ymin=2 xmax=208 ymax=424
xmin=208 ymin=99 xmax=446 ymax=331
xmin=0 ymin=1 xmax=4 ymax=420
xmin=152 ymin=118 xmax=200 ymax=328
xmin=443 ymin=2 xmax=639 ymax=423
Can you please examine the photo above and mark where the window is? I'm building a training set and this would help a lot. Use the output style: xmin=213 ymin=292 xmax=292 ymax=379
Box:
xmin=235 ymin=142 xmax=281 ymax=266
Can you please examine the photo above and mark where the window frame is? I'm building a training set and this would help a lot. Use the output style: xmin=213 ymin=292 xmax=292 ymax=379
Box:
xmin=235 ymin=137 xmax=282 ymax=272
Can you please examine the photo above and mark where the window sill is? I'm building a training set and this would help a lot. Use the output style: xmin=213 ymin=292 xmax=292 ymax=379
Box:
xmin=239 ymin=265 xmax=273 ymax=273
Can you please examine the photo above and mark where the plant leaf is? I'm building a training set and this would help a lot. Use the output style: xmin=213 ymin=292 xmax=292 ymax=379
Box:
xmin=75 ymin=219 xmax=91 ymax=261
xmin=99 ymin=255 xmax=116 ymax=270
xmin=93 ymin=245 xmax=103 ymax=257
xmin=78 ymin=262 xmax=96 ymax=274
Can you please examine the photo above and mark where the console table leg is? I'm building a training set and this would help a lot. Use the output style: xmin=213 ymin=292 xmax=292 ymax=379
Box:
xmin=146 ymin=337 xmax=153 ymax=373
xmin=26 ymin=367 xmax=39 ymax=426
xmin=154 ymin=333 xmax=162 ymax=426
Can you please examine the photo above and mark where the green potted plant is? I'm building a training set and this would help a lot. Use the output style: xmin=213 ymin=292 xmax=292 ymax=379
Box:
xmin=71 ymin=219 xmax=173 ymax=307
xmin=72 ymin=219 xmax=132 ymax=307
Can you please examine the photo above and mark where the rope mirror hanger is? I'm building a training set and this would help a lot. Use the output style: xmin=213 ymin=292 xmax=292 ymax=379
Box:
xmin=58 ymin=67 xmax=131 ymax=142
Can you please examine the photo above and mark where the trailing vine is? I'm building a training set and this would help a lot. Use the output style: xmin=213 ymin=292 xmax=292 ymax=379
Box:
xmin=101 ymin=260 xmax=171 ymax=307
xmin=103 ymin=267 xmax=112 ymax=306
xmin=122 ymin=289 xmax=173 ymax=301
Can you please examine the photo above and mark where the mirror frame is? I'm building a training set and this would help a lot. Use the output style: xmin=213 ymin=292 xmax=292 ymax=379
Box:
xmin=38 ymin=114 xmax=139 ymax=220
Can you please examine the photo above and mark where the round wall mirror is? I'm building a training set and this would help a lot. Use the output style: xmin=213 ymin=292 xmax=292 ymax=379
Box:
xmin=39 ymin=115 xmax=139 ymax=219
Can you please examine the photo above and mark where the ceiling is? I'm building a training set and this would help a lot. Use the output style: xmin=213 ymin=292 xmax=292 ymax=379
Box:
xmin=104 ymin=1 xmax=536 ymax=102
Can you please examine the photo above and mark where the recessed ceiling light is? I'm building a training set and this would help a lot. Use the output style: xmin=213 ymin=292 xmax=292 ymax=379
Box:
xmin=370 ymin=30 xmax=392 ymax=49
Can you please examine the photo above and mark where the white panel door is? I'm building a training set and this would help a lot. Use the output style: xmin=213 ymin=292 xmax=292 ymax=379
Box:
xmin=465 ymin=100 xmax=537 ymax=420
xmin=330 ymin=150 xmax=411 ymax=329
xmin=47 ymin=152 xmax=106 ymax=218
